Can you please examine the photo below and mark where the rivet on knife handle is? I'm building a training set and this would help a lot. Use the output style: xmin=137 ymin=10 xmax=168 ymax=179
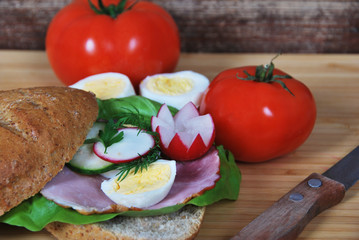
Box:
xmin=231 ymin=173 xmax=345 ymax=240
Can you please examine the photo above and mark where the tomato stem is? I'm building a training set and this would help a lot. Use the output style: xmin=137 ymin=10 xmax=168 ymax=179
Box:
xmin=237 ymin=54 xmax=295 ymax=96
xmin=88 ymin=0 xmax=133 ymax=19
xmin=127 ymin=0 xmax=139 ymax=10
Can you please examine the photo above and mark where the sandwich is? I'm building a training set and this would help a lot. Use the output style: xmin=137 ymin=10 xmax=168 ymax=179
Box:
xmin=0 ymin=86 xmax=98 ymax=216
xmin=0 ymin=86 xmax=240 ymax=240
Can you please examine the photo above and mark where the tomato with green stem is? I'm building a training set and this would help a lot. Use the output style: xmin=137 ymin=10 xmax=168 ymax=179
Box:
xmin=199 ymin=58 xmax=316 ymax=162
xmin=46 ymin=0 xmax=180 ymax=90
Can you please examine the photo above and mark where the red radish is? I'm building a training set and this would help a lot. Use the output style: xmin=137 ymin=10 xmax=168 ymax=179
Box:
xmin=93 ymin=128 xmax=155 ymax=163
xmin=152 ymin=102 xmax=215 ymax=161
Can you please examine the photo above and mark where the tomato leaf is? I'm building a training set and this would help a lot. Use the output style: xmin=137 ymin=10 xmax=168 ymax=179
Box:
xmin=88 ymin=0 xmax=129 ymax=18
xmin=273 ymin=79 xmax=295 ymax=96
xmin=236 ymin=54 xmax=294 ymax=95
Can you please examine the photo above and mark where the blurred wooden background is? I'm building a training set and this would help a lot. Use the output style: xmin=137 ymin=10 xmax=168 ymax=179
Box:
xmin=0 ymin=0 xmax=358 ymax=53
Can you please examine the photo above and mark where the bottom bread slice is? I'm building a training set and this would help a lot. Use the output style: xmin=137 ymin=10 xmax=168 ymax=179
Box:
xmin=46 ymin=205 xmax=205 ymax=240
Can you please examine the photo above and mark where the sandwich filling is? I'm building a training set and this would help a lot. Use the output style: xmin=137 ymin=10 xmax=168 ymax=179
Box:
xmin=41 ymin=148 xmax=220 ymax=214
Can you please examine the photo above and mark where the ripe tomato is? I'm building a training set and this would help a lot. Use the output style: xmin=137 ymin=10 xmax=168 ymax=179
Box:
xmin=46 ymin=0 xmax=180 ymax=89
xmin=199 ymin=62 xmax=316 ymax=162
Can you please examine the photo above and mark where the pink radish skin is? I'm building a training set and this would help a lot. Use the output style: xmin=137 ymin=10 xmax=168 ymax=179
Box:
xmin=152 ymin=102 xmax=215 ymax=161
xmin=93 ymin=127 xmax=155 ymax=163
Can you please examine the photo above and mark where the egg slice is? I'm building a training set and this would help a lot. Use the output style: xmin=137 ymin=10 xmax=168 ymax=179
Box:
xmin=70 ymin=72 xmax=135 ymax=100
xmin=101 ymin=160 xmax=176 ymax=208
xmin=139 ymin=71 xmax=209 ymax=109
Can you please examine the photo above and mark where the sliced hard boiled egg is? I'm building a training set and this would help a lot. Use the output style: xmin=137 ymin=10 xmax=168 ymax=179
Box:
xmin=101 ymin=160 xmax=176 ymax=208
xmin=139 ymin=71 xmax=209 ymax=109
xmin=70 ymin=72 xmax=135 ymax=99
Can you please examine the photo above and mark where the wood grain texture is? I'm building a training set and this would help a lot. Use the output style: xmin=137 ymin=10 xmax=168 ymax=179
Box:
xmin=233 ymin=173 xmax=346 ymax=240
xmin=0 ymin=0 xmax=358 ymax=53
xmin=0 ymin=51 xmax=359 ymax=239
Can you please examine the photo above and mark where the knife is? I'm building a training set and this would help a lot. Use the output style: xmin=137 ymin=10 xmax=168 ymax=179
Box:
xmin=232 ymin=146 xmax=359 ymax=240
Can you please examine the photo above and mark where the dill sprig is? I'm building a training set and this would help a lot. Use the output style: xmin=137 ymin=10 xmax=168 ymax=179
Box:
xmin=116 ymin=133 xmax=162 ymax=182
xmin=114 ymin=105 xmax=151 ymax=130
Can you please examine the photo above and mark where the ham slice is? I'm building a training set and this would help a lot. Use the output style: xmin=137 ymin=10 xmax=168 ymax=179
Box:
xmin=40 ymin=167 xmax=124 ymax=214
xmin=41 ymin=148 xmax=220 ymax=214
xmin=147 ymin=147 xmax=220 ymax=209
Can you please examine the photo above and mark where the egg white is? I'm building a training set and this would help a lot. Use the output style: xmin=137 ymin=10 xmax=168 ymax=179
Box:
xmin=70 ymin=72 xmax=135 ymax=99
xmin=101 ymin=159 xmax=176 ymax=208
xmin=139 ymin=71 xmax=209 ymax=109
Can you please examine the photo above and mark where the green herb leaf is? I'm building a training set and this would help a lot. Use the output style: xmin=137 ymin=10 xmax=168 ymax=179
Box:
xmin=85 ymin=119 xmax=124 ymax=153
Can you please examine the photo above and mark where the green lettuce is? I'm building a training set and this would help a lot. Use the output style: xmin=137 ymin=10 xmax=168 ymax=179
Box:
xmin=0 ymin=96 xmax=241 ymax=231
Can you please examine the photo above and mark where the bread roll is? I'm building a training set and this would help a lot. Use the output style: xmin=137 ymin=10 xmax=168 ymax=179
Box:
xmin=0 ymin=87 xmax=98 ymax=216
xmin=46 ymin=205 xmax=205 ymax=240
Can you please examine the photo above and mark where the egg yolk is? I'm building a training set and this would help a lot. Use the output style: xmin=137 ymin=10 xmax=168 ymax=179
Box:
xmin=83 ymin=77 xmax=125 ymax=99
xmin=112 ymin=163 xmax=171 ymax=195
xmin=147 ymin=76 xmax=193 ymax=96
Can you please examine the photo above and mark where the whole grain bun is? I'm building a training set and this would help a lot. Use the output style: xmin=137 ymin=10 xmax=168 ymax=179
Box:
xmin=0 ymin=87 xmax=98 ymax=216
xmin=46 ymin=205 xmax=205 ymax=240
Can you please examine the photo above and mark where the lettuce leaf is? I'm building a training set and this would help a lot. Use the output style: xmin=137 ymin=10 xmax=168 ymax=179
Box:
xmin=0 ymin=96 xmax=241 ymax=231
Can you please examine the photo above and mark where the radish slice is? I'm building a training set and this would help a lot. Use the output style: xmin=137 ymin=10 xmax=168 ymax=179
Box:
xmin=93 ymin=128 xmax=155 ymax=163
xmin=151 ymin=102 xmax=215 ymax=161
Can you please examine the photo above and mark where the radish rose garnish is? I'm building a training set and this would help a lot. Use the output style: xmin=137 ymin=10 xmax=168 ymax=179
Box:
xmin=151 ymin=102 xmax=215 ymax=161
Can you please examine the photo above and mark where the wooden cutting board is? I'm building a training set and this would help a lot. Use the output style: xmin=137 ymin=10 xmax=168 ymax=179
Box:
xmin=0 ymin=51 xmax=359 ymax=239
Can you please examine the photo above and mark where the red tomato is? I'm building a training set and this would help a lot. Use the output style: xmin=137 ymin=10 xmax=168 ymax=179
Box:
xmin=199 ymin=64 xmax=316 ymax=162
xmin=46 ymin=0 xmax=180 ymax=89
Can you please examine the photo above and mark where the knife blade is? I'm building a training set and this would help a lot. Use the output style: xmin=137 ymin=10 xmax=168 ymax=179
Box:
xmin=232 ymin=146 xmax=359 ymax=240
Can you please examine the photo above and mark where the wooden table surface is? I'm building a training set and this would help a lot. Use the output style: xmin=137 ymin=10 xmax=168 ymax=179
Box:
xmin=0 ymin=50 xmax=359 ymax=240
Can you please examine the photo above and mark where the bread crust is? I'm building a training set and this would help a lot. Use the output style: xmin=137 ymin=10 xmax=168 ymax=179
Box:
xmin=46 ymin=222 xmax=118 ymax=240
xmin=0 ymin=87 xmax=98 ymax=216
xmin=46 ymin=205 xmax=205 ymax=240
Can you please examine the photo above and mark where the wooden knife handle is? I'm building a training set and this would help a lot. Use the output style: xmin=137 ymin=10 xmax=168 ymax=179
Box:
xmin=232 ymin=173 xmax=346 ymax=240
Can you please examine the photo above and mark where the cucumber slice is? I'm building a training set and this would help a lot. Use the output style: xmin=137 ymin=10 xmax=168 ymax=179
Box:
xmin=67 ymin=122 xmax=117 ymax=174
xmin=67 ymin=144 xmax=117 ymax=174
xmin=86 ymin=122 xmax=106 ymax=139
